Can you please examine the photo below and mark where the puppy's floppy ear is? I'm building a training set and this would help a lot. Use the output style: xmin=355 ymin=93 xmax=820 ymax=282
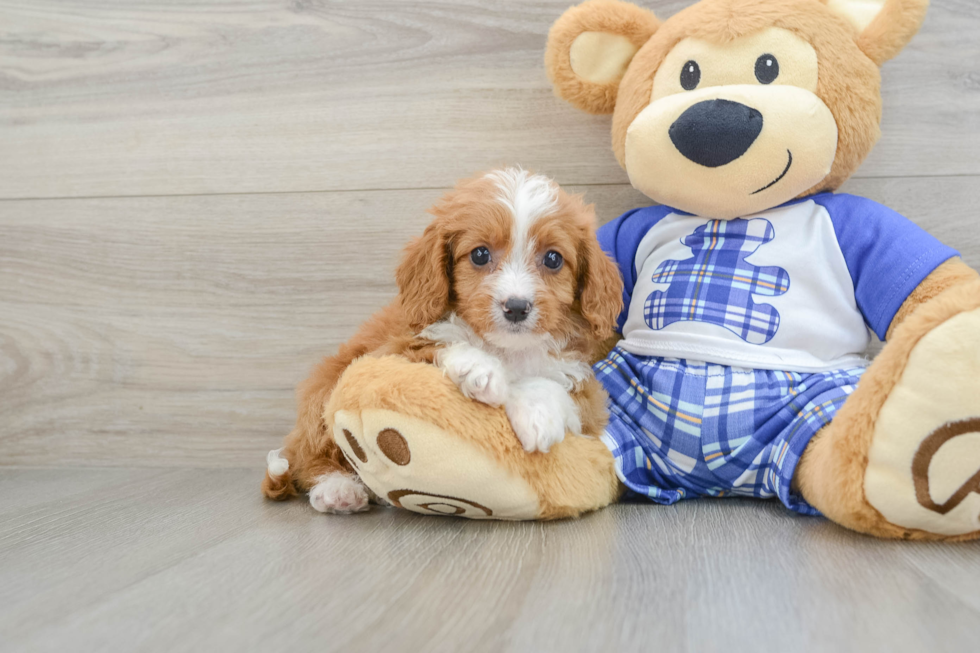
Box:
xmin=578 ymin=221 xmax=624 ymax=340
xmin=823 ymin=0 xmax=928 ymax=65
xmin=396 ymin=218 xmax=455 ymax=332
xmin=545 ymin=0 xmax=659 ymax=115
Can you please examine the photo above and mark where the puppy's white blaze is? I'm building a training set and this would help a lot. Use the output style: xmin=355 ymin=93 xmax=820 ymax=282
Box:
xmin=266 ymin=447 xmax=289 ymax=477
xmin=486 ymin=167 xmax=559 ymax=235
xmin=495 ymin=254 xmax=540 ymax=304
xmin=487 ymin=168 xmax=558 ymax=322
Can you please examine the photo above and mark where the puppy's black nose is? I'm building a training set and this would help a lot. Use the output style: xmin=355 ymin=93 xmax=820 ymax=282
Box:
xmin=503 ymin=297 xmax=531 ymax=323
xmin=669 ymin=99 xmax=763 ymax=168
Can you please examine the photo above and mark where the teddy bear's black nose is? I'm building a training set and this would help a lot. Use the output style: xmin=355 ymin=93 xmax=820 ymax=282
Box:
xmin=669 ymin=99 xmax=764 ymax=168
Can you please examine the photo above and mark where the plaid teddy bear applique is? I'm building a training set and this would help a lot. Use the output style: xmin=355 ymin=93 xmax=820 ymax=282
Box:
xmin=643 ymin=218 xmax=790 ymax=344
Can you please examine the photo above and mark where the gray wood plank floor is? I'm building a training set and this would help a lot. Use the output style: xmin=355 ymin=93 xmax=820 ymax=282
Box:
xmin=2 ymin=0 xmax=980 ymax=650
xmin=1 ymin=468 xmax=979 ymax=653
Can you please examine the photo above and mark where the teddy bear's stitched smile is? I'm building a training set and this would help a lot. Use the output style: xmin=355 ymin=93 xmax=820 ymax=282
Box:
xmin=751 ymin=149 xmax=793 ymax=195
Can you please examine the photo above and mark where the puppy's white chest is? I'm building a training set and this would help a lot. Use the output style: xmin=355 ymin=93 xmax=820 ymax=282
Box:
xmin=420 ymin=315 xmax=591 ymax=391
xmin=498 ymin=349 xmax=548 ymax=379
xmin=496 ymin=349 xmax=587 ymax=391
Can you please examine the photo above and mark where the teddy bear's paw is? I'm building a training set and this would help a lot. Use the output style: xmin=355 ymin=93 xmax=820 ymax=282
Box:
xmin=308 ymin=472 xmax=370 ymax=514
xmin=864 ymin=307 xmax=980 ymax=537
xmin=437 ymin=345 xmax=509 ymax=406
xmin=505 ymin=378 xmax=581 ymax=454
xmin=332 ymin=408 xmax=540 ymax=520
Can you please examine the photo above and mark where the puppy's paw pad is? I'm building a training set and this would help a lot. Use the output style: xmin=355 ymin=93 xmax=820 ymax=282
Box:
xmin=505 ymin=379 xmax=581 ymax=453
xmin=507 ymin=399 xmax=567 ymax=454
xmin=460 ymin=367 xmax=508 ymax=406
xmin=309 ymin=473 xmax=370 ymax=514
xmin=442 ymin=349 xmax=509 ymax=406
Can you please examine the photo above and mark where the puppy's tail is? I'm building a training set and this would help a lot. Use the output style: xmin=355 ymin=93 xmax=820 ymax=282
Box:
xmin=262 ymin=447 xmax=298 ymax=500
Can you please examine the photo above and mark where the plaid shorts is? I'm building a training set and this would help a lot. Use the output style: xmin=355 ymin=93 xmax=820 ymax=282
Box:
xmin=595 ymin=347 xmax=865 ymax=515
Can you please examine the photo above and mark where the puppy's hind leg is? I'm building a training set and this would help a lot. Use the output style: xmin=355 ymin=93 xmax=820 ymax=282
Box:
xmin=262 ymin=421 xmax=369 ymax=514
xmin=262 ymin=444 xmax=298 ymax=500
xmin=299 ymin=424 xmax=371 ymax=514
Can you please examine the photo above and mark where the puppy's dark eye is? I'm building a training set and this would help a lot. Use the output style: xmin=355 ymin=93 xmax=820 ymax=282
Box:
xmin=543 ymin=250 xmax=563 ymax=270
xmin=680 ymin=60 xmax=700 ymax=91
xmin=470 ymin=246 xmax=491 ymax=266
xmin=755 ymin=54 xmax=779 ymax=84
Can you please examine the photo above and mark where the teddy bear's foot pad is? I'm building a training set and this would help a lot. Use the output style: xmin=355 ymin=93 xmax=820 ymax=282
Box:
xmin=333 ymin=408 xmax=541 ymax=520
xmin=865 ymin=308 xmax=980 ymax=536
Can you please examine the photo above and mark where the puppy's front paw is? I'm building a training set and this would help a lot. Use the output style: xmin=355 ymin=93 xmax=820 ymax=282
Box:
xmin=506 ymin=379 xmax=581 ymax=454
xmin=438 ymin=345 xmax=508 ymax=406
xmin=308 ymin=472 xmax=370 ymax=514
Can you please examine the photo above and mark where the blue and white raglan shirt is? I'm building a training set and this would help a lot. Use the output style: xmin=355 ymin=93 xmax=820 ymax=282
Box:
xmin=597 ymin=193 xmax=959 ymax=372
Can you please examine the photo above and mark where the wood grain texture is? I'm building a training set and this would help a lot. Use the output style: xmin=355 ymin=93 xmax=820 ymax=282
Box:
xmin=0 ymin=468 xmax=978 ymax=653
xmin=2 ymin=177 xmax=978 ymax=468
xmin=2 ymin=3 xmax=979 ymax=650
xmin=1 ymin=0 xmax=979 ymax=199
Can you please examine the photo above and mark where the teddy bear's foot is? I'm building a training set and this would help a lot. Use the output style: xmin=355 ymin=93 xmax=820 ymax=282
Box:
xmin=799 ymin=284 xmax=980 ymax=540
xmin=862 ymin=306 xmax=980 ymax=537
xmin=325 ymin=355 xmax=621 ymax=520
xmin=332 ymin=408 xmax=541 ymax=519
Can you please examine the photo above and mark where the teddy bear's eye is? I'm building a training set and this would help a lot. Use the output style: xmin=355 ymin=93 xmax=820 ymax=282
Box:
xmin=755 ymin=54 xmax=779 ymax=84
xmin=680 ymin=60 xmax=701 ymax=91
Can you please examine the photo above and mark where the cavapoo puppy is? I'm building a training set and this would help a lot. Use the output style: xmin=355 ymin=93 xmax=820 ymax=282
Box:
xmin=262 ymin=168 xmax=623 ymax=514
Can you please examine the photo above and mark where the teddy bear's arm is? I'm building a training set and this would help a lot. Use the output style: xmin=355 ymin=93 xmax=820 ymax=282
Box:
xmin=885 ymin=258 xmax=980 ymax=340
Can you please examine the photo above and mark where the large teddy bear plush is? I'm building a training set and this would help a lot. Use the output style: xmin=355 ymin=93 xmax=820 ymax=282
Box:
xmin=279 ymin=0 xmax=980 ymax=540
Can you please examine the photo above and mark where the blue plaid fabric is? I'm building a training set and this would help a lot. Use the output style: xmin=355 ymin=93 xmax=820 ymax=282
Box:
xmin=644 ymin=218 xmax=791 ymax=344
xmin=595 ymin=347 xmax=865 ymax=514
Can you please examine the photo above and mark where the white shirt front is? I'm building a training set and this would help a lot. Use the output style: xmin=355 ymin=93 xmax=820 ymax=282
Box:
xmin=618 ymin=200 xmax=869 ymax=372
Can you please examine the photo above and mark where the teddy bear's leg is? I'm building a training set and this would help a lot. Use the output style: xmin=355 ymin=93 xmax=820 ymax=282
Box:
xmin=796 ymin=280 xmax=980 ymax=540
xmin=324 ymin=355 xmax=622 ymax=520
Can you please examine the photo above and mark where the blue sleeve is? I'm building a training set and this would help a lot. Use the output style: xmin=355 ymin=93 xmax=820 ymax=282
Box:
xmin=812 ymin=193 xmax=959 ymax=340
xmin=596 ymin=205 xmax=676 ymax=333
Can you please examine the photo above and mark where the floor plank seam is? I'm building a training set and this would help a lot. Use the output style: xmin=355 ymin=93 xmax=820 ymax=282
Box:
xmin=0 ymin=173 xmax=976 ymax=203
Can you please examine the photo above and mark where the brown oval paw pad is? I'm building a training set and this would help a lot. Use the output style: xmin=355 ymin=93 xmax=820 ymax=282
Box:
xmin=377 ymin=428 xmax=411 ymax=466
xmin=344 ymin=429 xmax=368 ymax=463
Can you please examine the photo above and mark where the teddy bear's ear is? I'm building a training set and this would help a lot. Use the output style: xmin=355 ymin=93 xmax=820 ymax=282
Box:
xmin=545 ymin=0 xmax=659 ymax=115
xmin=823 ymin=0 xmax=929 ymax=66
